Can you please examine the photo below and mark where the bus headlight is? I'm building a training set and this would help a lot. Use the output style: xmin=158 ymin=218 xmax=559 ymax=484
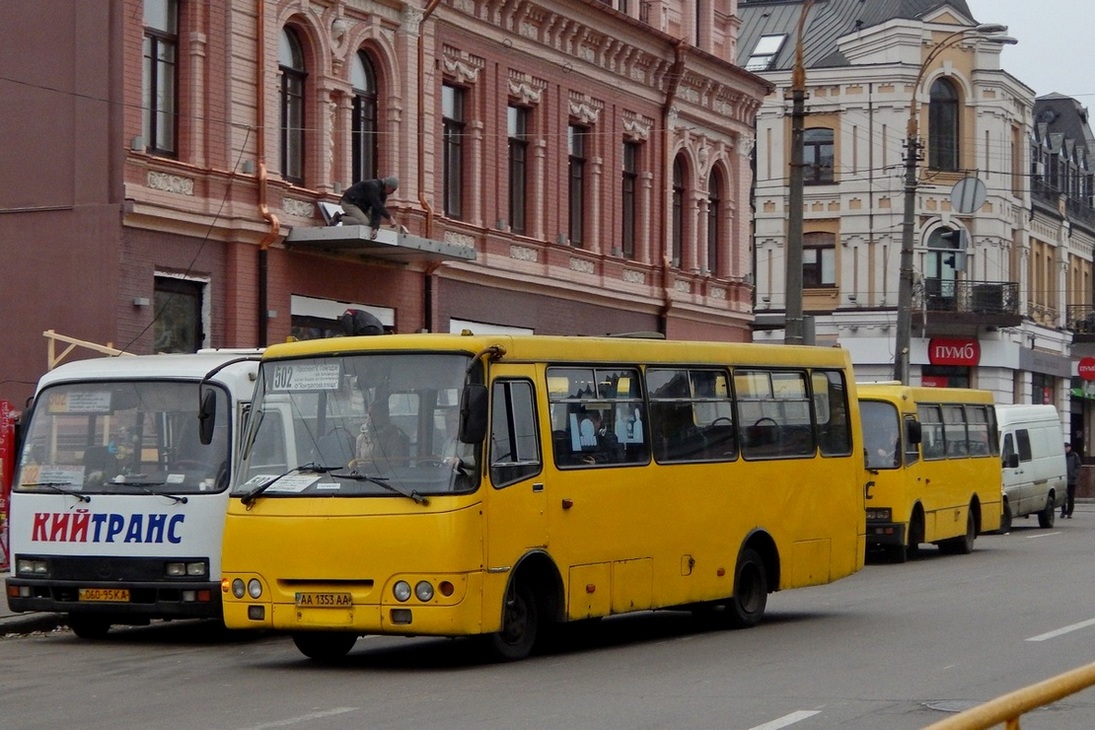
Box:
xmin=247 ymin=579 xmax=263 ymax=599
xmin=415 ymin=581 xmax=434 ymax=602
xmin=16 ymin=558 xmax=48 ymax=576
xmin=166 ymin=561 xmax=208 ymax=578
xmin=393 ymin=580 xmax=412 ymax=602
xmin=231 ymin=579 xmax=246 ymax=599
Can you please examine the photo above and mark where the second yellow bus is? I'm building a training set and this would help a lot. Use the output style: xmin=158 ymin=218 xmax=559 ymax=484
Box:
xmin=858 ymin=383 xmax=1003 ymax=562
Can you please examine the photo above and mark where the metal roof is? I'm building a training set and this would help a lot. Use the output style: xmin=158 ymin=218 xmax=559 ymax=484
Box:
xmin=736 ymin=0 xmax=976 ymax=71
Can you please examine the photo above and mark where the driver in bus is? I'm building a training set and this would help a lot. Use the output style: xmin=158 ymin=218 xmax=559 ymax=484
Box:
xmin=353 ymin=400 xmax=410 ymax=469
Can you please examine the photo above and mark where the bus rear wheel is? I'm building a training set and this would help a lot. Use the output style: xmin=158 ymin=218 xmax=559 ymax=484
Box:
xmin=291 ymin=631 xmax=357 ymax=661
xmin=68 ymin=613 xmax=112 ymax=639
xmin=725 ymin=548 xmax=768 ymax=629
xmin=486 ymin=580 xmax=539 ymax=661
xmin=940 ymin=509 xmax=976 ymax=555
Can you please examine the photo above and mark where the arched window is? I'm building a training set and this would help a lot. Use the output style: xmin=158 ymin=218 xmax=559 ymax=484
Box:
xmin=924 ymin=228 xmax=961 ymax=309
xmin=351 ymin=51 xmax=378 ymax=183
xmin=671 ymin=156 xmax=685 ymax=267
xmin=928 ymin=78 xmax=959 ymax=171
xmin=707 ymin=171 xmax=722 ymax=275
xmin=279 ymin=28 xmax=306 ymax=185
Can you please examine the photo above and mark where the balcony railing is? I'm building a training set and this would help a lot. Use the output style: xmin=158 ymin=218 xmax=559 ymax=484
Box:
xmin=1067 ymin=304 xmax=1095 ymax=333
xmin=914 ymin=280 xmax=1020 ymax=317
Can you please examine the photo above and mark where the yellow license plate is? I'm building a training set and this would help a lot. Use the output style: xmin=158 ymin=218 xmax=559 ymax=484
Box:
xmin=79 ymin=588 xmax=130 ymax=602
xmin=295 ymin=592 xmax=352 ymax=608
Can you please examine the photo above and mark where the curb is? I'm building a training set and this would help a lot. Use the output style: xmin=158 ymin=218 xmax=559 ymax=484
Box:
xmin=0 ymin=613 xmax=66 ymax=637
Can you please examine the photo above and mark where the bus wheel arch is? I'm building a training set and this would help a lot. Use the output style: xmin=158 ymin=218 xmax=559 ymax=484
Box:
xmin=725 ymin=531 xmax=778 ymax=629
xmin=486 ymin=551 xmax=561 ymax=661
xmin=939 ymin=499 xmax=978 ymax=555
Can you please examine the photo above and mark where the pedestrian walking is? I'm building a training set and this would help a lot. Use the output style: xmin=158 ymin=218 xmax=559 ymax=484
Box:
xmin=1064 ymin=441 xmax=1081 ymax=518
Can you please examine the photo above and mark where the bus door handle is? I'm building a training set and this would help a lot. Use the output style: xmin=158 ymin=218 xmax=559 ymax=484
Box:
xmin=532 ymin=482 xmax=544 ymax=493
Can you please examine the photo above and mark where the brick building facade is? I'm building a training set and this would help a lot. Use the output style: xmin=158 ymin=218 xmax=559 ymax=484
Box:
xmin=0 ymin=0 xmax=769 ymax=408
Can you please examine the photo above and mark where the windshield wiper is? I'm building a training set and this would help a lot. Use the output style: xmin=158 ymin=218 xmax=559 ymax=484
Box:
xmin=240 ymin=462 xmax=338 ymax=506
xmin=22 ymin=481 xmax=91 ymax=503
xmin=110 ymin=475 xmax=189 ymax=505
xmin=330 ymin=469 xmax=430 ymax=505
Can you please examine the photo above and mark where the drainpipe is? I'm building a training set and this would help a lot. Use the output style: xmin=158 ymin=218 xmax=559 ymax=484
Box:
xmin=659 ymin=40 xmax=687 ymax=336
xmin=418 ymin=0 xmax=442 ymax=332
xmin=255 ymin=0 xmax=280 ymax=347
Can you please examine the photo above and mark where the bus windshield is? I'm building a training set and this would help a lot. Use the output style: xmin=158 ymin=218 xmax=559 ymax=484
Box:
xmin=234 ymin=352 xmax=477 ymax=499
xmin=16 ymin=380 xmax=231 ymax=495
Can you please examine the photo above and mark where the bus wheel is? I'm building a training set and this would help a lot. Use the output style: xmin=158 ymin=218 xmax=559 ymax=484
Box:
xmin=906 ymin=513 xmax=923 ymax=560
xmin=291 ymin=631 xmax=357 ymax=661
xmin=941 ymin=509 xmax=976 ymax=555
xmin=68 ymin=613 xmax=112 ymax=639
xmin=486 ymin=580 xmax=539 ymax=661
xmin=999 ymin=503 xmax=1012 ymax=534
xmin=1038 ymin=496 xmax=1056 ymax=529
xmin=725 ymin=548 xmax=768 ymax=629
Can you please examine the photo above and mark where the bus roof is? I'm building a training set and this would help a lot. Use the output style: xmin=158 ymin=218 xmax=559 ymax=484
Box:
xmin=261 ymin=333 xmax=853 ymax=369
xmin=35 ymin=350 xmax=262 ymax=394
xmin=856 ymin=382 xmax=995 ymax=405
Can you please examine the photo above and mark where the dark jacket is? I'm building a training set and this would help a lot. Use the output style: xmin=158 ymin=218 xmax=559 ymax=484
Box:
xmin=1066 ymin=449 xmax=1082 ymax=484
xmin=340 ymin=179 xmax=392 ymax=222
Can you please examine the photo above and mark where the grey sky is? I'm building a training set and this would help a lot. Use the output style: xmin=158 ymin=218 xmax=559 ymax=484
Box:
xmin=964 ymin=0 xmax=1094 ymax=101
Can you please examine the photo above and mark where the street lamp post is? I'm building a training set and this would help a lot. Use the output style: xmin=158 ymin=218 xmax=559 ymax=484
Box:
xmin=892 ymin=23 xmax=1009 ymax=384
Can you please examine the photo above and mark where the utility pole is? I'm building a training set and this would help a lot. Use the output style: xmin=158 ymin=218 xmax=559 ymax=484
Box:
xmin=784 ymin=1 xmax=811 ymax=345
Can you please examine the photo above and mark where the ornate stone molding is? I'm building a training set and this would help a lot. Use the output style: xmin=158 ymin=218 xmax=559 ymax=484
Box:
xmin=622 ymin=113 xmax=652 ymax=141
xmin=508 ymin=71 xmax=545 ymax=106
xmin=569 ymin=257 xmax=595 ymax=274
xmin=510 ymin=244 xmax=538 ymax=262
xmin=283 ymin=198 xmax=314 ymax=218
xmin=569 ymin=92 xmax=603 ymax=125
xmin=445 ymin=230 xmax=476 ymax=248
xmin=442 ymin=46 xmax=483 ymax=85
xmin=147 ymin=171 xmax=193 ymax=195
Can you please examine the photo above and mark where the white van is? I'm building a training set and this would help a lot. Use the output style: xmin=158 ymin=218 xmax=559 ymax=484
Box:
xmin=996 ymin=404 xmax=1067 ymax=531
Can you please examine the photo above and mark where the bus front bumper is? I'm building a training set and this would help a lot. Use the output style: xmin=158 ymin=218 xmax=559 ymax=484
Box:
xmin=5 ymin=578 xmax=223 ymax=619
xmin=865 ymin=522 xmax=907 ymax=547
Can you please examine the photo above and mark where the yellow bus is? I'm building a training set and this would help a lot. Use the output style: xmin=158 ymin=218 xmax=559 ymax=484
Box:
xmin=858 ymin=384 xmax=1002 ymax=563
xmin=220 ymin=334 xmax=867 ymax=661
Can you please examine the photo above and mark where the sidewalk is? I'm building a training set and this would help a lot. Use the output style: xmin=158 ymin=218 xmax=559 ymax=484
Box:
xmin=0 ymin=571 xmax=66 ymax=636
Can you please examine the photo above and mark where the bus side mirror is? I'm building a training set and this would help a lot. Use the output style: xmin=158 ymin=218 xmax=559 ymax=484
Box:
xmin=198 ymin=387 xmax=217 ymax=445
xmin=905 ymin=420 xmax=922 ymax=445
xmin=459 ymin=384 xmax=488 ymax=444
